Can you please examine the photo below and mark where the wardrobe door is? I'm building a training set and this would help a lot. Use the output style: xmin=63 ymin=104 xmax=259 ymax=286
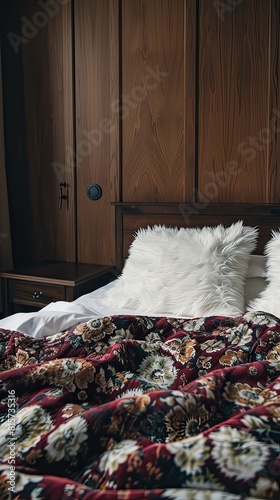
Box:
xmin=198 ymin=0 xmax=279 ymax=203
xmin=1 ymin=0 xmax=75 ymax=265
xmin=121 ymin=0 xmax=196 ymax=203
xmin=75 ymin=0 xmax=119 ymax=265
xmin=268 ymin=0 xmax=280 ymax=202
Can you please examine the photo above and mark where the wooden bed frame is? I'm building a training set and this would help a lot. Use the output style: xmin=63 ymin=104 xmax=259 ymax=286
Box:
xmin=114 ymin=202 xmax=280 ymax=272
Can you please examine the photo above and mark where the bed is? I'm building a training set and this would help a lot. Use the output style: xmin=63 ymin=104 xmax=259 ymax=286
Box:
xmin=0 ymin=203 xmax=280 ymax=499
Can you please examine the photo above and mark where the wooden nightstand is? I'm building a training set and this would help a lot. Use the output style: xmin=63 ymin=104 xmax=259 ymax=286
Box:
xmin=0 ymin=261 xmax=116 ymax=317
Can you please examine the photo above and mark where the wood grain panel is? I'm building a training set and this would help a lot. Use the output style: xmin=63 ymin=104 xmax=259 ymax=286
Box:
xmin=198 ymin=0 xmax=271 ymax=203
xmin=21 ymin=0 xmax=75 ymax=262
xmin=268 ymin=0 xmax=280 ymax=202
xmin=109 ymin=0 xmax=120 ymax=261
xmin=75 ymin=0 xmax=119 ymax=265
xmin=121 ymin=0 xmax=196 ymax=202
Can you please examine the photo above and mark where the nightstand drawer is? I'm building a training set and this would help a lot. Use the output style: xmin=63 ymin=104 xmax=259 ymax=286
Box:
xmin=10 ymin=281 xmax=65 ymax=307
xmin=0 ymin=262 xmax=116 ymax=317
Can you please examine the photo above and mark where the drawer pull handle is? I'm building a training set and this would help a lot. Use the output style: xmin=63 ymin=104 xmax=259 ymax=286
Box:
xmin=32 ymin=291 xmax=43 ymax=300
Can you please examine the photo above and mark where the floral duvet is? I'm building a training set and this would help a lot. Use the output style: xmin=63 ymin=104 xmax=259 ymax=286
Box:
xmin=0 ymin=312 xmax=280 ymax=500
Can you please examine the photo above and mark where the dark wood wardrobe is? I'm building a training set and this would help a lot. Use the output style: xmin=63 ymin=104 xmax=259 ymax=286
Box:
xmin=1 ymin=0 xmax=279 ymax=267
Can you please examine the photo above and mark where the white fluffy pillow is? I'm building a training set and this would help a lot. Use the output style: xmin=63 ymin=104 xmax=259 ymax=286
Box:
xmin=248 ymin=230 xmax=280 ymax=316
xmin=106 ymin=221 xmax=258 ymax=317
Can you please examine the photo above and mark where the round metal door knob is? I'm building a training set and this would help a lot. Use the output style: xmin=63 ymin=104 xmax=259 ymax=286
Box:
xmin=86 ymin=184 xmax=102 ymax=200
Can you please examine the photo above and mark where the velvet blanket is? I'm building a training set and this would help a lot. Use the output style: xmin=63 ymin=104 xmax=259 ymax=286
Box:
xmin=0 ymin=312 xmax=280 ymax=499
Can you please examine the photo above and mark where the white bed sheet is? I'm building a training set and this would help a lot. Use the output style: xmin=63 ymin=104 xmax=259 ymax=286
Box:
xmin=0 ymin=282 xmax=175 ymax=339
xmin=0 ymin=275 xmax=268 ymax=339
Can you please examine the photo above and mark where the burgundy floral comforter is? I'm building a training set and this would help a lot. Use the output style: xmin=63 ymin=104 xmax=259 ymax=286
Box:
xmin=0 ymin=311 xmax=280 ymax=499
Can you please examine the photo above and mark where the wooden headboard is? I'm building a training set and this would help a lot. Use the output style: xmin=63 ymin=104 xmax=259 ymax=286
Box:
xmin=114 ymin=203 xmax=280 ymax=272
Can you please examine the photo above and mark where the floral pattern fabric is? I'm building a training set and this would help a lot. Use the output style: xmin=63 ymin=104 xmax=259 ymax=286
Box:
xmin=0 ymin=311 xmax=279 ymax=499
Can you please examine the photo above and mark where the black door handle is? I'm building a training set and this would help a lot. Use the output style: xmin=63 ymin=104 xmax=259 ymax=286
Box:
xmin=59 ymin=182 xmax=68 ymax=210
